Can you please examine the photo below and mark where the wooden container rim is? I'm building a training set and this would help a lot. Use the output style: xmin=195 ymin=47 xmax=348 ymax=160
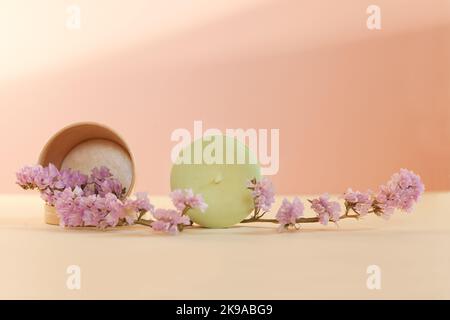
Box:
xmin=38 ymin=121 xmax=136 ymax=196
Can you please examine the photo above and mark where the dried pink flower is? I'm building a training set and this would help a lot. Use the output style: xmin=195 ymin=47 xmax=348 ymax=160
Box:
xmin=54 ymin=187 xmax=85 ymax=227
xmin=89 ymin=166 xmax=113 ymax=183
xmin=88 ymin=166 xmax=124 ymax=198
xmin=16 ymin=164 xmax=126 ymax=206
xmin=55 ymin=190 xmax=133 ymax=229
xmin=58 ymin=168 xmax=88 ymax=190
xmin=151 ymin=209 xmax=191 ymax=234
xmin=374 ymin=185 xmax=398 ymax=218
xmin=248 ymin=177 xmax=275 ymax=212
xmin=310 ymin=194 xmax=341 ymax=225
xmin=16 ymin=165 xmax=41 ymax=189
xmin=275 ymin=197 xmax=304 ymax=230
xmin=16 ymin=164 xmax=66 ymax=191
xmin=169 ymin=189 xmax=208 ymax=213
xmin=374 ymin=169 xmax=425 ymax=218
xmin=125 ymin=192 xmax=154 ymax=213
xmin=343 ymin=188 xmax=373 ymax=216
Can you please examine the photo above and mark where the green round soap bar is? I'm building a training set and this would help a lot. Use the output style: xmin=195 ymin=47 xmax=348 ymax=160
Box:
xmin=170 ymin=135 xmax=261 ymax=228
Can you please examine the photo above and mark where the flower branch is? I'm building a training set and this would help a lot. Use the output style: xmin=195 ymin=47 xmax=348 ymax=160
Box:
xmin=242 ymin=169 xmax=424 ymax=232
xmin=16 ymin=164 xmax=207 ymax=234
xmin=17 ymin=164 xmax=424 ymax=234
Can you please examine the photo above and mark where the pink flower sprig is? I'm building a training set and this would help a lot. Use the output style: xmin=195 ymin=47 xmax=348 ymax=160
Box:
xmin=16 ymin=164 xmax=152 ymax=228
xmin=17 ymin=164 xmax=424 ymax=234
xmin=275 ymin=197 xmax=304 ymax=231
xmin=169 ymin=189 xmax=208 ymax=214
xmin=342 ymin=189 xmax=373 ymax=216
xmin=150 ymin=209 xmax=191 ymax=235
xmin=86 ymin=166 xmax=125 ymax=198
xmin=125 ymin=192 xmax=154 ymax=214
xmin=373 ymin=169 xmax=425 ymax=218
xmin=149 ymin=189 xmax=207 ymax=234
xmin=243 ymin=169 xmax=424 ymax=231
xmin=309 ymin=194 xmax=341 ymax=225
xmin=247 ymin=177 xmax=275 ymax=219
xmin=341 ymin=169 xmax=425 ymax=220
xmin=17 ymin=164 xmax=208 ymax=234
xmin=133 ymin=189 xmax=208 ymax=235
xmin=55 ymin=188 xmax=151 ymax=228
xmin=16 ymin=164 xmax=89 ymax=205
xmin=16 ymin=164 xmax=125 ymax=205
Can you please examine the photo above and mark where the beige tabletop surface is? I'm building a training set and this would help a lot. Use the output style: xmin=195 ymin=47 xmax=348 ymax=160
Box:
xmin=0 ymin=192 xmax=449 ymax=299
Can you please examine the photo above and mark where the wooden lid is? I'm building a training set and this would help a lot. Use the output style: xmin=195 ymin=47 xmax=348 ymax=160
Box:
xmin=38 ymin=122 xmax=135 ymax=224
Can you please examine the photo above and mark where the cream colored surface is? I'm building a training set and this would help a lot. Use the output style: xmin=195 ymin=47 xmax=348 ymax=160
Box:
xmin=0 ymin=193 xmax=449 ymax=299
xmin=61 ymin=139 xmax=134 ymax=191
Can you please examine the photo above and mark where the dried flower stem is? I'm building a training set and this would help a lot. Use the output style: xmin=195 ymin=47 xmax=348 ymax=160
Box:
xmin=134 ymin=219 xmax=153 ymax=227
xmin=241 ymin=214 xmax=359 ymax=224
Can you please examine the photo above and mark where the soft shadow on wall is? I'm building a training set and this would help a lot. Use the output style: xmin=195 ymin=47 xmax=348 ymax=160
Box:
xmin=0 ymin=0 xmax=449 ymax=194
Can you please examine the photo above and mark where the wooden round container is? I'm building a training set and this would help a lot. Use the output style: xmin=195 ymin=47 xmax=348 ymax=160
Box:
xmin=38 ymin=122 xmax=135 ymax=225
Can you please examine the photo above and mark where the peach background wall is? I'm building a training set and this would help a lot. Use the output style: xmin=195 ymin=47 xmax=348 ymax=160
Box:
xmin=1 ymin=0 xmax=449 ymax=195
